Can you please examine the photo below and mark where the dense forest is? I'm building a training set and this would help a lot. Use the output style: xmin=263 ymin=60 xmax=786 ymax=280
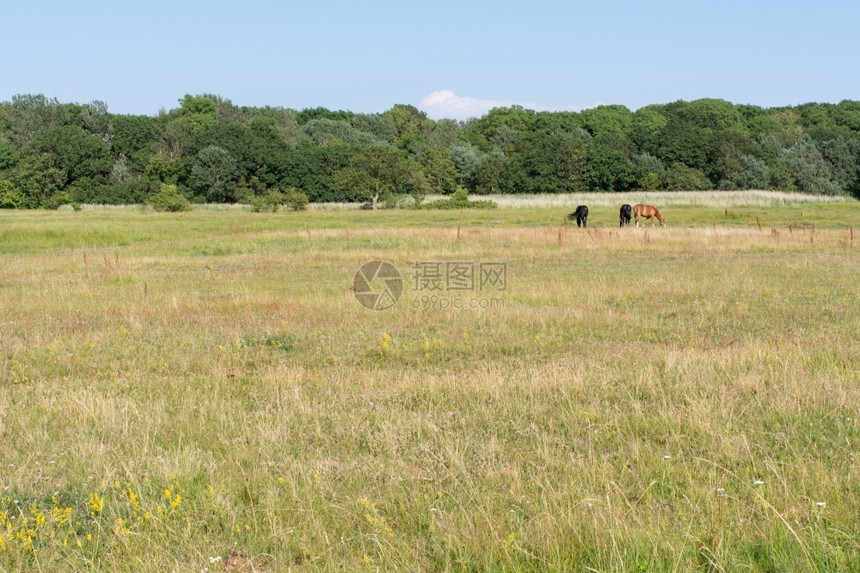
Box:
xmin=1 ymin=94 xmax=860 ymax=209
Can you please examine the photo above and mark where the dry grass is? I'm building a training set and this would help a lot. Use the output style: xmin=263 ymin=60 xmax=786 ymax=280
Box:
xmin=0 ymin=200 xmax=859 ymax=571
xmin=432 ymin=190 xmax=855 ymax=209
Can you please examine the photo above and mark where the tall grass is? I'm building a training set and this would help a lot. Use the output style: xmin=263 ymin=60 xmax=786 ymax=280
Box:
xmin=0 ymin=196 xmax=858 ymax=571
xmin=433 ymin=190 xmax=855 ymax=209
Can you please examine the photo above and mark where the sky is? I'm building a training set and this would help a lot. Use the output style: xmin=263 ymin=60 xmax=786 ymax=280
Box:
xmin=3 ymin=0 xmax=859 ymax=121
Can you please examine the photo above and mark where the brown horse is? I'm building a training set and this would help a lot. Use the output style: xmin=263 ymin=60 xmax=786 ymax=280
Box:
xmin=633 ymin=204 xmax=665 ymax=227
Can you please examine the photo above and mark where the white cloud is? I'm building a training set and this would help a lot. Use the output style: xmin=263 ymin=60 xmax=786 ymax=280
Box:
xmin=419 ymin=90 xmax=590 ymax=121
xmin=418 ymin=90 xmax=510 ymax=120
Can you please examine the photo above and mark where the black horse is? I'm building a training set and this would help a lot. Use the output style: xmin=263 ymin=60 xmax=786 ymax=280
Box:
xmin=619 ymin=204 xmax=632 ymax=227
xmin=567 ymin=205 xmax=589 ymax=228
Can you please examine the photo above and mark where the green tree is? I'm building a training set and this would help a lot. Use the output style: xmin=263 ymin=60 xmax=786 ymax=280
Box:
xmin=10 ymin=153 xmax=64 ymax=207
xmin=585 ymin=144 xmax=635 ymax=191
xmin=282 ymin=140 xmax=354 ymax=202
xmin=189 ymin=145 xmax=239 ymax=202
xmin=657 ymin=121 xmax=713 ymax=175
xmin=111 ymin=114 xmax=164 ymax=174
xmin=241 ymin=106 xmax=304 ymax=148
xmin=631 ymin=107 xmax=668 ymax=155
xmin=511 ymin=130 xmax=589 ymax=193
xmin=418 ymin=147 xmax=458 ymax=194
xmin=159 ymin=95 xmax=219 ymax=159
xmin=173 ymin=95 xmax=218 ymax=131
xmin=663 ymin=162 xmax=709 ymax=191
xmin=145 ymin=153 xmax=183 ymax=184
xmin=461 ymin=106 xmax=537 ymax=152
xmin=25 ymin=125 xmax=113 ymax=191
xmin=382 ymin=104 xmax=434 ymax=155
xmin=580 ymin=105 xmax=633 ymax=150
xmin=295 ymin=107 xmax=352 ymax=125
xmin=474 ymin=153 xmax=506 ymax=195
xmin=0 ymin=179 xmax=24 ymax=208
xmin=763 ymin=108 xmax=804 ymax=147
xmin=333 ymin=146 xmax=409 ymax=209
xmin=0 ymin=140 xmax=13 ymax=170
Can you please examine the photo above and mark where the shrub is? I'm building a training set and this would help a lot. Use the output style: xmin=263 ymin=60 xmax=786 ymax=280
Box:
xmin=249 ymin=190 xmax=283 ymax=212
xmin=43 ymin=191 xmax=78 ymax=210
xmin=148 ymin=184 xmax=192 ymax=212
xmin=0 ymin=180 xmax=24 ymax=209
xmin=284 ymin=188 xmax=309 ymax=211
xmin=248 ymin=188 xmax=309 ymax=212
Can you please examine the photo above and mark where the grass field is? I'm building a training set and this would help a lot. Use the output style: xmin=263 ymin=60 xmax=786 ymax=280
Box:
xmin=1 ymin=193 xmax=859 ymax=571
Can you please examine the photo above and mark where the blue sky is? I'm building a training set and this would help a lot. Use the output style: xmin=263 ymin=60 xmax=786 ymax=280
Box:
xmin=3 ymin=0 xmax=859 ymax=120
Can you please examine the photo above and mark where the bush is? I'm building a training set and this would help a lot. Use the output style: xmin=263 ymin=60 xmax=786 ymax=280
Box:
xmin=87 ymin=178 xmax=156 ymax=205
xmin=284 ymin=188 xmax=309 ymax=211
xmin=248 ymin=188 xmax=309 ymax=212
xmin=249 ymin=190 xmax=283 ymax=212
xmin=148 ymin=184 xmax=192 ymax=212
xmin=0 ymin=180 xmax=24 ymax=209
xmin=43 ymin=191 xmax=80 ymax=211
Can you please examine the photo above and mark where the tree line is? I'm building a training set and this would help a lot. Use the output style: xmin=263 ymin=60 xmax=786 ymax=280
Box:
xmin=1 ymin=93 xmax=859 ymax=209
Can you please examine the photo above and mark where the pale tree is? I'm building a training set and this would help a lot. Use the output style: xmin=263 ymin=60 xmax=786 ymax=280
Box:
xmin=81 ymin=100 xmax=114 ymax=146
xmin=8 ymin=94 xmax=68 ymax=150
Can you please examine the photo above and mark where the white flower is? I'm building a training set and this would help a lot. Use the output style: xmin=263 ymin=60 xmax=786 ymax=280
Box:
xmin=209 ymin=556 xmax=222 ymax=564
xmin=816 ymin=502 xmax=826 ymax=508
xmin=754 ymin=480 xmax=765 ymax=486
xmin=663 ymin=455 xmax=671 ymax=460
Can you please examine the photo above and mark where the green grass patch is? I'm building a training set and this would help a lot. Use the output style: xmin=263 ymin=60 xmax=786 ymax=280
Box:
xmin=1 ymin=192 xmax=859 ymax=571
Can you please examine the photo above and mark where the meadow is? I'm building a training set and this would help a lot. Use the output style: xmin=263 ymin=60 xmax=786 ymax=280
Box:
xmin=0 ymin=192 xmax=859 ymax=572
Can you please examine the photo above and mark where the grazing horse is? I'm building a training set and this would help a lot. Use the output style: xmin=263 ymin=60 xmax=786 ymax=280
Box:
xmin=619 ymin=204 xmax=632 ymax=227
xmin=566 ymin=205 xmax=589 ymax=228
xmin=633 ymin=204 xmax=665 ymax=227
